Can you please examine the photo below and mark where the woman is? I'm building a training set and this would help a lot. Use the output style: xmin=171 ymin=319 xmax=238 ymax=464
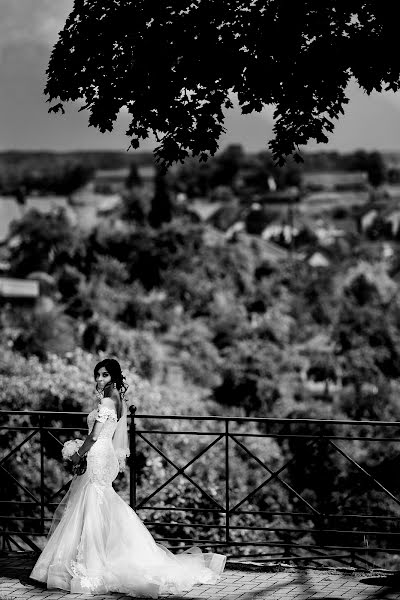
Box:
xmin=29 ymin=358 xmax=226 ymax=596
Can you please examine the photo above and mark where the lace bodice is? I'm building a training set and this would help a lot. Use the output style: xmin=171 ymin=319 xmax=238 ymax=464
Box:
xmin=87 ymin=404 xmax=118 ymax=440
xmin=85 ymin=404 xmax=121 ymax=498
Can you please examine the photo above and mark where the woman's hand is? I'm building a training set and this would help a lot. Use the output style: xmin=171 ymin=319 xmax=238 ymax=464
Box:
xmin=71 ymin=451 xmax=81 ymax=465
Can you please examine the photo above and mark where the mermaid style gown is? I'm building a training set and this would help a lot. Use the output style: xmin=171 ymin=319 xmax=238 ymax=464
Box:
xmin=29 ymin=404 xmax=227 ymax=596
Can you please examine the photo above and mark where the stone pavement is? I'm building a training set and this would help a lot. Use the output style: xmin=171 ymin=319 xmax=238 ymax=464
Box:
xmin=1 ymin=552 xmax=400 ymax=600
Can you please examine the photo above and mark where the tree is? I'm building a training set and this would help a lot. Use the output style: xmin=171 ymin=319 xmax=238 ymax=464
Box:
xmin=347 ymin=150 xmax=387 ymax=188
xmin=55 ymin=164 xmax=94 ymax=195
xmin=148 ymin=166 xmax=173 ymax=227
xmin=121 ymin=188 xmax=150 ymax=224
xmin=209 ymin=143 xmax=245 ymax=188
xmin=8 ymin=208 xmax=81 ymax=276
xmin=45 ymin=1 xmax=400 ymax=170
xmin=213 ymin=338 xmax=281 ymax=416
xmin=333 ymin=273 xmax=400 ymax=404
xmin=125 ymin=162 xmax=142 ymax=189
xmin=12 ymin=308 xmax=78 ymax=361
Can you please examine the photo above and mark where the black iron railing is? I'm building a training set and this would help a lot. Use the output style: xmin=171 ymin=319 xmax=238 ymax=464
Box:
xmin=1 ymin=408 xmax=400 ymax=569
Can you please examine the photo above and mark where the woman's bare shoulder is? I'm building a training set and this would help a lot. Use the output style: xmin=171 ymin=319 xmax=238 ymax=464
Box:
xmin=104 ymin=387 xmax=122 ymax=417
xmin=100 ymin=396 xmax=117 ymax=410
xmin=111 ymin=386 xmax=121 ymax=399
xmin=102 ymin=385 xmax=120 ymax=402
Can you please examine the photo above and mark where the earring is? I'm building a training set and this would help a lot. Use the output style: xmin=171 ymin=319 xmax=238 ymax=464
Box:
xmin=113 ymin=382 xmax=117 ymax=389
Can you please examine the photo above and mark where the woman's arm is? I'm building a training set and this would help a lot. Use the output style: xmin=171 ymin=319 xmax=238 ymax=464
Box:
xmin=71 ymin=433 xmax=96 ymax=464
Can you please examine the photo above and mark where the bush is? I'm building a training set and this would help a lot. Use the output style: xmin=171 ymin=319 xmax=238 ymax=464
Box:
xmin=103 ymin=322 xmax=165 ymax=380
xmin=0 ymin=346 xmax=94 ymax=412
xmin=165 ymin=319 xmax=223 ymax=387
xmin=8 ymin=208 xmax=82 ymax=276
xmin=11 ymin=308 xmax=78 ymax=361
xmin=213 ymin=338 xmax=282 ymax=416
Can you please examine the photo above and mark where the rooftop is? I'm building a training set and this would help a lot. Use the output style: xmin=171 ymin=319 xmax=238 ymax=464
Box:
xmin=93 ymin=164 xmax=156 ymax=180
xmin=93 ymin=167 xmax=131 ymax=179
xmin=0 ymin=277 xmax=39 ymax=299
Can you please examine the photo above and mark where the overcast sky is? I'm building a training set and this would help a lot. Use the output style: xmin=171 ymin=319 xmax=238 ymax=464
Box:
xmin=2 ymin=0 xmax=400 ymax=155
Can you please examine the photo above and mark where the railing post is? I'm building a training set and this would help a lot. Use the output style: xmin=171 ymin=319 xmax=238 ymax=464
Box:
xmin=317 ymin=423 xmax=329 ymax=550
xmin=39 ymin=413 xmax=45 ymax=534
xmin=315 ymin=424 xmax=322 ymax=549
xmin=225 ymin=419 xmax=230 ymax=545
xmin=129 ymin=404 xmax=137 ymax=509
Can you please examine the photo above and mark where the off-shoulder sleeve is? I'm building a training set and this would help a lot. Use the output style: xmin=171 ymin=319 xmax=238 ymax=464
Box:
xmin=95 ymin=405 xmax=117 ymax=423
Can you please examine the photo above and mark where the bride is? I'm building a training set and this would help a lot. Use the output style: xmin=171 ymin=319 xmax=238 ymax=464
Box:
xmin=29 ymin=358 xmax=227 ymax=597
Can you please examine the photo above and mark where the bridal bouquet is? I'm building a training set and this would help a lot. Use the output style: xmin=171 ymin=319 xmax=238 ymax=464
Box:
xmin=62 ymin=439 xmax=87 ymax=475
xmin=62 ymin=439 xmax=84 ymax=460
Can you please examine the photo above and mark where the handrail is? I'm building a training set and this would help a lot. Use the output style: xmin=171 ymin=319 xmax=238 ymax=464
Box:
xmin=2 ymin=409 xmax=400 ymax=426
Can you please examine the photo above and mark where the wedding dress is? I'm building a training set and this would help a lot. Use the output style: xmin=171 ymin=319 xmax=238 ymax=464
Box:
xmin=29 ymin=403 xmax=227 ymax=596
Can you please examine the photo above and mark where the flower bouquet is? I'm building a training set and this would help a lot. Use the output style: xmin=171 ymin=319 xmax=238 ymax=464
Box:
xmin=62 ymin=439 xmax=87 ymax=476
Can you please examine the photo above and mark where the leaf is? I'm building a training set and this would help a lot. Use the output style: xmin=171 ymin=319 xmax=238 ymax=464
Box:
xmin=48 ymin=103 xmax=65 ymax=115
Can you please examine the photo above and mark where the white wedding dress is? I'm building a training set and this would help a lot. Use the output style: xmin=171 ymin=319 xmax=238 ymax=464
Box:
xmin=29 ymin=403 xmax=226 ymax=596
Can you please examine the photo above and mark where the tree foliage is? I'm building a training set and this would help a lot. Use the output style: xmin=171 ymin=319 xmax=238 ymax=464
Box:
xmin=45 ymin=1 xmax=400 ymax=170
xmin=8 ymin=208 xmax=82 ymax=276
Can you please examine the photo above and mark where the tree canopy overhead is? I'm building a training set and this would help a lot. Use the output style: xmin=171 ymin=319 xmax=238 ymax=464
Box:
xmin=45 ymin=1 xmax=400 ymax=170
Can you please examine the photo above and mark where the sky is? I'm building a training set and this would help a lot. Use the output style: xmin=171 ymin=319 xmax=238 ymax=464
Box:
xmin=2 ymin=0 xmax=400 ymax=156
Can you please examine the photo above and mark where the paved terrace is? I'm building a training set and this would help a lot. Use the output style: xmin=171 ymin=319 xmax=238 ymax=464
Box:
xmin=2 ymin=552 xmax=400 ymax=600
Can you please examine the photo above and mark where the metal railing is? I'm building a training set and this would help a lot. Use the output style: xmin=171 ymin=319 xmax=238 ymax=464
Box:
xmin=1 ymin=408 xmax=400 ymax=568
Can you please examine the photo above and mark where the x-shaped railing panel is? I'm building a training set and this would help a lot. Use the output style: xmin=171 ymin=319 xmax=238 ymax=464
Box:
xmin=228 ymin=434 xmax=321 ymax=516
xmin=327 ymin=438 xmax=400 ymax=509
xmin=1 ymin=427 xmax=77 ymax=508
xmin=135 ymin=431 xmax=225 ymax=510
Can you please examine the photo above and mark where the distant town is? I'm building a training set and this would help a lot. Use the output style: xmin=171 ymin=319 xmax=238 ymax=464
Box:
xmin=0 ymin=146 xmax=399 ymax=264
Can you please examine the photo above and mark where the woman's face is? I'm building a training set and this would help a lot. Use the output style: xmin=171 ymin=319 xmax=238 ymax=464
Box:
xmin=95 ymin=366 xmax=112 ymax=392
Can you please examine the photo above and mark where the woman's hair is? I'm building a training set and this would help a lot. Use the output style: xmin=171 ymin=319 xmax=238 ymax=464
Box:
xmin=94 ymin=358 xmax=128 ymax=400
